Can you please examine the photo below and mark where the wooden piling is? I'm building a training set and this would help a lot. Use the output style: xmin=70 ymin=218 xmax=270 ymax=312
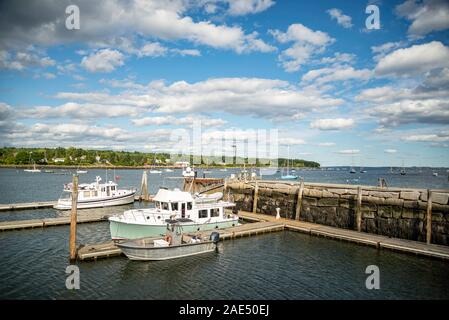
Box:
xmin=426 ymin=189 xmax=433 ymax=244
xmin=295 ymin=181 xmax=304 ymax=221
xmin=252 ymin=181 xmax=259 ymax=214
xmin=356 ymin=186 xmax=362 ymax=232
xmin=140 ymin=170 xmax=148 ymax=201
xmin=69 ymin=174 xmax=78 ymax=261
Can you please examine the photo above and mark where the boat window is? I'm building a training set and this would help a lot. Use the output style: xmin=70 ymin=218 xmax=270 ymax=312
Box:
xmin=101 ymin=188 xmax=105 ymax=192
xmin=83 ymin=191 xmax=90 ymax=198
xmin=111 ymin=186 xmax=115 ymax=191
xmin=92 ymin=191 xmax=98 ymax=197
xmin=211 ymin=208 xmax=220 ymax=217
xmin=162 ymin=202 xmax=169 ymax=210
xmin=199 ymin=209 xmax=208 ymax=218
xmin=172 ymin=202 xmax=179 ymax=211
xmin=187 ymin=202 xmax=192 ymax=210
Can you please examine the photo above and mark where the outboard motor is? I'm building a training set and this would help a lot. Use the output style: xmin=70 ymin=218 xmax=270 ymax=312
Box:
xmin=209 ymin=231 xmax=220 ymax=244
xmin=209 ymin=231 xmax=220 ymax=253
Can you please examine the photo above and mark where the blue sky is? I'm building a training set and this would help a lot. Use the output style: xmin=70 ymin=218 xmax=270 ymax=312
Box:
xmin=0 ymin=0 xmax=449 ymax=166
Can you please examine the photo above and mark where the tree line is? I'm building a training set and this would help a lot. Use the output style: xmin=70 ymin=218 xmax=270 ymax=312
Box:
xmin=0 ymin=147 xmax=320 ymax=168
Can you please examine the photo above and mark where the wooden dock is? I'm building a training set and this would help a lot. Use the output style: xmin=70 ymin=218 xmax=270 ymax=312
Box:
xmin=77 ymin=220 xmax=285 ymax=261
xmin=0 ymin=201 xmax=57 ymax=211
xmin=0 ymin=196 xmax=150 ymax=212
xmin=77 ymin=211 xmax=449 ymax=261
xmin=0 ymin=214 xmax=111 ymax=231
xmin=237 ymin=211 xmax=449 ymax=261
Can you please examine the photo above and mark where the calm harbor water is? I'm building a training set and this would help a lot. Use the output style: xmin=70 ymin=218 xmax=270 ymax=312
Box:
xmin=0 ymin=167 xmax=448 ymax=299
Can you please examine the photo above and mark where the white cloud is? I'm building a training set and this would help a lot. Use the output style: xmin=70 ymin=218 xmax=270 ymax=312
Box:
xmin=327 ymin=8 xmax=353 ymax=28
xmin=368 ymin=99 xmax=449 ymax=126
xmin=0 ymin=49 xmax=55 ymax=71
xmin=21 ymin=103 xmax=141 ymax=119
xmin=132 ymin=115 xmax=227 ymax=127
xmin=403 ymin=132 xmax=449 ymax=142
xmin=384 ymin=149 xmax=397 ymax=153
xmin=358 ymin=67 xmax=449 ymax=127
xmin=302 ymin=65 xmax=372 ymax=84
xmin=0 ymin=0 xmax=272 ymax=54
xmin=55 ymin=77 xmax=344 ymax=119
xmin=317 ymin=142 xmax=336 ymax=147
xmin=310 ymin=118 xmax=354 ymax=130
xmin=375 ymin=41 xmax=449 ymax=77
xmin=81 ymin=49 xmax=125 ymax=73
xmin=396 ymin=0 xmax=449 ymax=37
xmin=227 ymin=0 xmax=275 ymax=16
xmin=270 ymin=23 xmax=334 ymax=72
xmin=320 ymin=52 xmax=355 ymax=65
xmin=137 ymin=42 xmax=168 ymax=57
xmin=170 ymin=48 xmax=202 ymax=56
xmin=371 ymin=41 xmax=405 ymax=61
xmin=337 ymin=149 xmax=359 ymax=154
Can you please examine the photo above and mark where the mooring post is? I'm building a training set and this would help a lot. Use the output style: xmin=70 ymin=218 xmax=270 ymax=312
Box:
xmin=295 ymin=180 xmax=304 ymax=220
xmin=69 ymin=174 xmax=78 ymax=262
xmin=356 ymin=186 xmax=362 ymax=232
xmin=252 ymin=181 xmax=259 ymax=214
xmin=141 ymin=170 xmax=148 ymax=201
xmin=426 ymin=189 xmax=433 ymax=244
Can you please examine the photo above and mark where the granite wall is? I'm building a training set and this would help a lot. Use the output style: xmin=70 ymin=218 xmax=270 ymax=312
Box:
xmin=226 ymin=181 xmax=449 ymax=246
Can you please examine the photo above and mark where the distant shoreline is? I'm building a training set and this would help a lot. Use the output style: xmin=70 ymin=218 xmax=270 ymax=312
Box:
xmin=0 ymin=164 xmax=321 ymax=170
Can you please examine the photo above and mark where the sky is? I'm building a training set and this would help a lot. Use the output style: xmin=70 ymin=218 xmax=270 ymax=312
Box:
xmin=0 ymin=0 xmax=448 ymax=167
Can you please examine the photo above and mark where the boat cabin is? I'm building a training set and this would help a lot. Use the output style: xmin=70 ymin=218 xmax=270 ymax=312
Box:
xmin=152 ymin=188 xmax=233 ymax=221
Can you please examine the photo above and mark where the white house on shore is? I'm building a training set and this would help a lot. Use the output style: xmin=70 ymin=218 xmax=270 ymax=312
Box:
xmin=52 ymin=158 xmax=65 ymax=163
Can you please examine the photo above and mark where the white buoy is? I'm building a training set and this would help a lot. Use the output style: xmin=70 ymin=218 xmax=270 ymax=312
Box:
xmin=276 ymin=207 xmax=280 ymax=219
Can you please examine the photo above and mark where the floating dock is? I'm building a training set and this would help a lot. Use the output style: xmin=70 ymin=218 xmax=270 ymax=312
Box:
xmin=0 ymin=214 xmax=111 ymax=231
xmin=77 ymin=220 xmax=285 ymax=261
xmin=76 ymin=210 xmax=449 ymax=261
xmin=0 ymin=196 xmax=149 ymax=212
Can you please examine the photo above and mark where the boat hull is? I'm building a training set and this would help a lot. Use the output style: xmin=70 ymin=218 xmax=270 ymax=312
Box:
xmin=54 ymin=192 xmax=136 ymax=210
xmin=110 ymin=219 xmax=238 ymax=240
xmin=118 ymin=241 xmax=216 ymax=261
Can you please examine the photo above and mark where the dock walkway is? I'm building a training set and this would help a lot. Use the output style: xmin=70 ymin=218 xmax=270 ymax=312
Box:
xmin=238 ymin=211 xmax=449 ymax=260
xmin=0 ymin=214 xmax=110 ymax=231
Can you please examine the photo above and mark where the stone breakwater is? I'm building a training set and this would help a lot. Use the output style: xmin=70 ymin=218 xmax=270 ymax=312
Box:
xmin=225 ymin=180 xmax=449 ymax=246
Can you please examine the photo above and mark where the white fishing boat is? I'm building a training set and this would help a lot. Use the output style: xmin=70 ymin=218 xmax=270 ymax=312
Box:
xmin=182 ymin=166 xmax=195 ymax=177
xmin=54 ymin=176 xmax=136 ymax=210
xmin=117 ymin=223 xmax=220 ymax=261
xmin=109 ymin=188 xmax=238 ymax=240
xmin=149 ymin=169 xmax=162 ymax=174
xmin=164 ymin=168 xmax=174 ymax=172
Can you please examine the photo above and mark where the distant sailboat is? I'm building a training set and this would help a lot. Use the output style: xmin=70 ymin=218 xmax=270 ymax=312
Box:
xmin=281 ymin=145 xmax=298 ymax=180
xmin=24 ymin=153 xmax=41 ymax=173
xmin=349 ymin=152 xmax=356 ymax=174
xmin=400 ymin=161 xmax=406 ymax=176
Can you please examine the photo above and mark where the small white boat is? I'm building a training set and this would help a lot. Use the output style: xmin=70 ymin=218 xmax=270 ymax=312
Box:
xmin=164 ymin=168 xmax=174 ymax=172
xmin=219 ymin=168 xmax=227 ymax=172
xmin=24 ymin=163 xmax=41 ymax=173
xmin=149 ymin=169 xmax=162 ymax=174
xmin=182 ymin=166 xmax=195 ymax=177
xmin=76 ymin=170 xmax=88 ymax=174
xmin=54 ymin=176 xmax=136 ymax=210
xmin=433 ymin=172 xmax=438 ymax=177
xmin=117 ymin=223 xmax=220 ymax=261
